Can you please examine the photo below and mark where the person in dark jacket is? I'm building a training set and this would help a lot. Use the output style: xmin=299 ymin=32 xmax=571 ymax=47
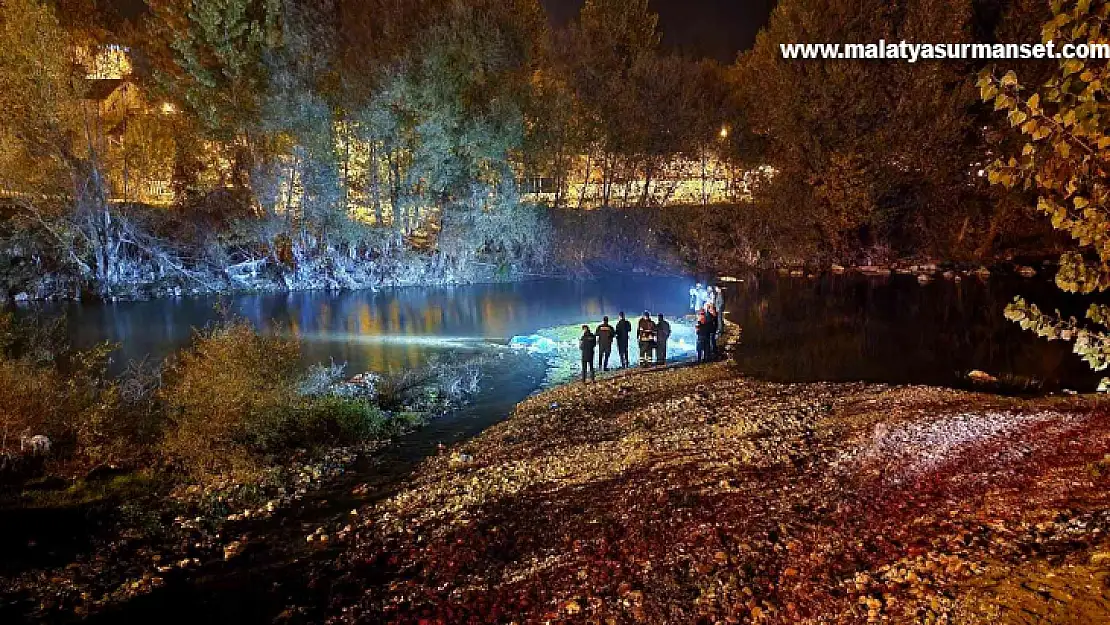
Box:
xmin=655 ymin=314 xmax=671 ymax=365
xmin=637 ymin=311 xmax=656 ymax=366
xmin=705 ymin=303 xmax=719 ymax=357
xmin=579 ymin=324 xmax=596 ymax=382
xmin=595 ymin=316 xmax=615 ymax=371
xmin=615 ymin=312 xmax=632 ymax=368
xmin=696 ymin=311 xmax=713 ymax=363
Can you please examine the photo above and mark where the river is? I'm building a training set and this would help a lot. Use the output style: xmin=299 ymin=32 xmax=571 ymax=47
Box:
xmin=31 ymin=270 xmax=1107 ymax=423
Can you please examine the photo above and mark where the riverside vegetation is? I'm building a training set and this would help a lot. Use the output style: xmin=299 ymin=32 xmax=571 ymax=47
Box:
xmin=0 ymin=307 xmax=493 ymax=621
xmin=0 ymin=309 xmax=483 ymax=484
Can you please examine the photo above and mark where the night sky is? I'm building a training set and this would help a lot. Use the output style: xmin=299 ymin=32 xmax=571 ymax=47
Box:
xmin=540 ymin=0 xmax=776 ymax=62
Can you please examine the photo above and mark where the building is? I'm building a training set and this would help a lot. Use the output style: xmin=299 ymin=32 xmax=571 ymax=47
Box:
xmin=79 ymin=44 xmax=176 ymax=205
xmin=519 ymin=155 xmax=773 ymax=209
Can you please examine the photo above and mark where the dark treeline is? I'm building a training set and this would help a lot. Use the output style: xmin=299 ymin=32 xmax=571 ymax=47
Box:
xmin=0 ymin=0 xmax=1067 ymax=301
xmin=728 ymin=0 xmax=1064 ymax=268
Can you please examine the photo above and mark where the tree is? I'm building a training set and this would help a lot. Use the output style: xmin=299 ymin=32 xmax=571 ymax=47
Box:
xmin=565 ymin=0 xmax=662 ymax=207
xmin=0 ymin=0 xmax=132 ymax=294
xmin=0 ymin=0 xmax=87 ymax=196
xmin=980 ymin=0 xmax=1110 ymax=389
xmin=144 ymin=0 xmax=278 ymax=142
xmin=736 ymin=0 xmax=997 ymax=261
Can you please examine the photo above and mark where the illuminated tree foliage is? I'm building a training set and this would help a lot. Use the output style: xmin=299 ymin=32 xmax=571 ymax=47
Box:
xmin=980 ymin=0 xmax=1110 ymax=388
xmin=144 ymin=0 xmax=279 ymax=141
xmin=0 ymin=0 xmax=565 ymax=296
xmin=0 ymin=0 xmax=1076 ymax=297
xmin=0 ymin=0 xmax=142 ymax=294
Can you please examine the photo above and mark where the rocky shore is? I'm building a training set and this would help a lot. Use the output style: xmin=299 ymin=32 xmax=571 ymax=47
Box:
xmin=307 ymin=363 xmax=1110 ymax=623
xmin=770 ymin=258 xmax=1053 ymax=284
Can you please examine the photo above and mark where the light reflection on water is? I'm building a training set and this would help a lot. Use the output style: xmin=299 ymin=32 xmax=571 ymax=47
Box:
xmin=46 ymin=276 xmax=694 ymax=375
xmin=17 ymin=271 xmax=1105 ymax=468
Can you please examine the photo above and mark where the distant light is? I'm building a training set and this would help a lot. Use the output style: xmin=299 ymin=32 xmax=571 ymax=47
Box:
xmin=161 ymin=102 xmax=177 ymax=114
xmin=719 ymin=127 xmax=729 ymax=139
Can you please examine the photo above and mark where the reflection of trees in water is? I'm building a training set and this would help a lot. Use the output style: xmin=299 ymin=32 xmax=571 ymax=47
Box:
xmin=53 ymin=277 xmax=694 ymax=375
xmin=725 ymin=273 xmax=1099 ymax=390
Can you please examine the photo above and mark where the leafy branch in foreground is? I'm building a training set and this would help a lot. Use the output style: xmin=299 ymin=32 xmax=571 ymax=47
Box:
xmin=980 ymin=0 xmax=1110 ymax=390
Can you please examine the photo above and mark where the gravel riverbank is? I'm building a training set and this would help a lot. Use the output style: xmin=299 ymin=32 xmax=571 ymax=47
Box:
xmin=306 ymin=362 xmax=1110 ymax=623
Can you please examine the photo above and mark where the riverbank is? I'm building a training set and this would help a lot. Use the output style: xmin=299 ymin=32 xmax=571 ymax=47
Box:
xmin=1 ymin=250 xmax=555 ymax=304
xmin=4 ymin=328 xmax=1109 ymax=623
xmin=300 ymin=363 xmax=1110 ymax=623
xmin=0 ymin=327 xmax=518 ymax=622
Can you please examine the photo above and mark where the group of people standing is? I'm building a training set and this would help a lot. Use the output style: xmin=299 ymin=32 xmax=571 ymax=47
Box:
xmin=692 ymin=283 xmax=725 ymax=364
xmin=575 ymin=283 xmax=727 ymax=383
xmin=577 ymin=312 xmax=672 ymax=382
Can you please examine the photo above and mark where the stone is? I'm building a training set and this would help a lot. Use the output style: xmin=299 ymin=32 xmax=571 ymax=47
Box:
xmin=967 ymin=370 xmax=998 ymax=384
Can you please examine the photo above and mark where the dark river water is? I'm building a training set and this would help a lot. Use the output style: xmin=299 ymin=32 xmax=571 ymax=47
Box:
xmin=723 ymin=270 xmax=1103 ymax=392
xmin=50 ymin=276 xmax=691 ymax=373
xmin=39 ymin=276 xmax=696 ymax=454
xmin=32 ymin=270 xmax=1107 ymax=408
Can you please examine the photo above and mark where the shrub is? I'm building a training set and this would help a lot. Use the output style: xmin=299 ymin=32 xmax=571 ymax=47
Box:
xmin=0 ymin=311 xmax=130 ymax=466
xmin=297 ymin=360 xmax=347 ymax=397
xmin=307 ymin=395 xmax=393 ymax=440
xmin=0 ymin=358 xmax=69 ymax=450
xmin=159 ymin=319 xmax=420 ymax=480
xmin=159 ymin=319 xmax=304 ymax=480
xmin=374 ymin=355 xmax=483 ymax=413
